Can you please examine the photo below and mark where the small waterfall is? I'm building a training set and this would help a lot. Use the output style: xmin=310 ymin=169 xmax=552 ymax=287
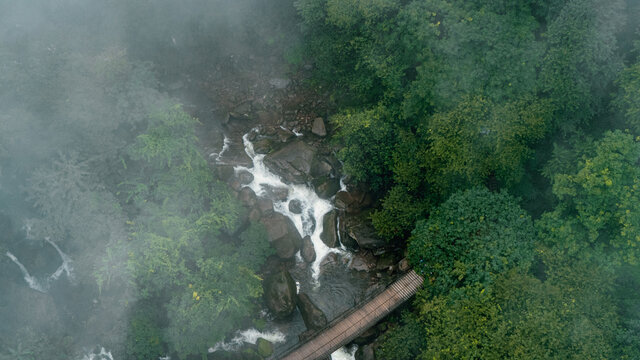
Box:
xmin=80 ymin=347 xmax=113 ymax=360
xmin=5 ymin=237 xmax=74 ymax=292
xmin=234 ymin=130 xmax=345 ymax=280
xmin=210 ymin=135 xmax=231 ymax=163
xmin=331 ymin=345 xmax=358 ymax=360
xmin=209 ymin=328 xmax=286 ymax=353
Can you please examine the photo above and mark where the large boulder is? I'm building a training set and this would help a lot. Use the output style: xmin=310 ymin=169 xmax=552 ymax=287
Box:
xmin=313 ymin=176 xmax=340 ymax=199
xmin=312 ymin=117 xmax=327 ymax=137
xmin=256 ymin=338 xmax=274 ymax=358
xmin=257 ymin=197 xmax=274 ymax=216
xmin=355 ymin=344 xmax=375 ymax=360
xmin=320 ymin=211 xmax=338 ymax=248
xmin=343 ymin=214 xmax=386 ymax=250
xmin=297 ymin=293 xmax=328 ymax=331
xmin=260 ymin=213 xmax=302 ymax=259
xmin=264 ymin=269 xmax=297 ymax=319
xmin=239 ymin=187 xmax=257 ymax=208
xmin=301 ymin=236 xmax=316 ymax=263
xmin=288 ymin=199 xmax=303 ymax=214
xmin=335 ymin=188 xmax=373 ymax=214
xmin=263 ymin=140 xmax=316 ymax=183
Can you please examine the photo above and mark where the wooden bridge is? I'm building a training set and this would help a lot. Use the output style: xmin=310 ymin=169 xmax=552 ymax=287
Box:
xmin=277 ymin=270 xmax=424 ymax=360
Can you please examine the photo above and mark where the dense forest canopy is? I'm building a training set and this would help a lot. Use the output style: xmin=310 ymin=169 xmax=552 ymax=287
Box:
xmin=1 ymin=0 xmax=640 ymax=359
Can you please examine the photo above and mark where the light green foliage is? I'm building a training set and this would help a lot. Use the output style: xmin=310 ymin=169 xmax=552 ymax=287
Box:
xmin=331 ymin=107 xmax=396 ymax=192
xmin=538 ymin=130 xmax=640 ymax=264
xmin=165 ymin=259 xmax=262 ymax=359
xmin=416 ymin=265 xmax=620 ymax=359
xmin=539 ymin=0 xmax=624 ymax=133
xmin=615 ymin=61 xmax=640 ymax=133
xmin=423 ymin=96 xmax=551 ymax=196
xmin=408 ymin=188 xmax=535 ymax=296
xmin=126 ymin=105 xmax=213 ymax=214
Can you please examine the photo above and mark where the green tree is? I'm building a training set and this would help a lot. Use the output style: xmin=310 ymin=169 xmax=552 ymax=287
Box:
xmin=537 ymin=130 xmax=640 ymax=264
xmin=408 ymin=188 xmax=535 ymax=296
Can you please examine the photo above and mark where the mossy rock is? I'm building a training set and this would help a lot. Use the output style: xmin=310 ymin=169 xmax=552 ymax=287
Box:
xmin=256 ymin=338 xmax=274 ymax=358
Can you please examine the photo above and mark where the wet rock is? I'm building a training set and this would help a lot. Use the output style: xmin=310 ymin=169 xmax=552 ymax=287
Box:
xmin=257 ymin=110 xmax=281 ymax=126
xmin=349 ymin=251 xmax=377 ymax=272
xmin=313 ymin=176 xmax=340 ymax=199
xmin=344 ymin=214 xmax=386 ymax=250
xmin=249 ymin=208 xmax=262 ymax=222
xmin=297 ymin=293 xmax=328 ymax=331
xmin=263 ymin=269 xmax=297 ymax=319
xmin=301 ymin=236 xmax=316 ymax=263
xmin=216 ymin=164 xmax=236 ymax=182
xmin=262 ymin=184 xmax=289 ymax=201
xmin=320 ymin=252 xmax=338 ymax=268
xmin=320 ymin=210 xmax=338 ymax=248
xmin=335 ymin=188 xmax=373 ymax=214
xmin=312 ymin=117 xmax=327 ymax=137
xmin=257 ymin=197 xmax=274 ymax=216
xmin=355 ymin=344 xmax=375 ymax=360
xmin=263 ymin=140 xmax=317 ymax=184
xmin=269 ymin=78 xmax=291 ymax=89
xmin=275 ymin=126 xmax=295 ymax=143
xmin=256 ymin=338 xmax=274 ymax=358
xmin=260 ymin=212 xmax=302 ymax=259
xmin=237 ymin=170 xmax=254 ymax=185
xmin=252 ymin=138 xmax=274 ymax=154
xmin=338 ymin=214 xmax=359 ymax=251
xmin=398 ymin=258 xmax=410 ymax=272
xmin=311 ymin=158 xmax=334 ymax=178
xmin=375 ymin=253 xmax=397 ymax=272
xmin=239 ymin=187 xmax=257 ymax=208
xmin=288 ymin=199 xmax=303 ymax=214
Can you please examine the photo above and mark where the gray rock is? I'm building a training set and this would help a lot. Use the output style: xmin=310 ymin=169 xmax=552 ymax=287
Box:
xmin=311 ymin=158 xmax=334 ymax=178
xmin=320 ymin=211 xmax=338 ymax=248
xmin=349 ymin=251 xmax=376 ymax=272
xmin=252 ymin=138 xmax=275 ymax=154
xmin=398 ymin=258 xmax=410 ymax=272
xmin=320 ymin=252 xmax=339 ymax=268
xmin=239 ymin=187 xmax=257 ymax=208
xmin=355 ymin=344 xmax=375 ymax=360
xmin=312 ymin=117 xmax=327 ymax=137
xmin=237 ymin=170 xmax=254 ymax=185
xmin=301 ymin=236 xmax=316 ymax=263
xmin=344 ymin=214 xmax=386 ymax=250
xmin=297 ymin=293 xmax=328 ymax=331
xmin=313 ymin=176 xmax=340 ymax=199
xmin=257 ymin=197 xmax=274 ymax=216
xmin=335 ymin=189 xmax=373 ymax=214
xmin=263 ymin=269 xmax=297 ymax=319
xmin=263 ymin=140 xmax=317 ymax=184
xmin=269 ymin=78 xmax=291 ymax=89
xmin=260 ymin=212 xmax=302 ymax=259
xmin=288 ymin=199 xmax=303 ymax=214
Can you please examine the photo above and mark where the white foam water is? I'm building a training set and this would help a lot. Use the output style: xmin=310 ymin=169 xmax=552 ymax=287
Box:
xmin=331 ymin=344 xmax=358 ymax=360
xmin=80 ymin=347 xmax=113 ymax=360
xmin=234 ymin=130 xmax=345 ymax=280
xmin=209 ymin=328 xmax=286 ymax=353
xmin=6 ymin=237 xmax=74 ymax=292
xmin=210 ymin=135 xmax=231 ymax=162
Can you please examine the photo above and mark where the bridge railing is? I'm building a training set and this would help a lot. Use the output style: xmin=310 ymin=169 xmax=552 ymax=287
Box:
xmin=271 ymin=270 xmax=418 ymax=359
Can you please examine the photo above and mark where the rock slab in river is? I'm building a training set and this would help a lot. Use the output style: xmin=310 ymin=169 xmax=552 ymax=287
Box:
xmin=320 ymin=210 xmax=338 ymax=248
xmin=256 ymin=338 xmax=274 ymax=357
xmin=260 ymin=212 xmax=302 ymax=259
xmin=264 ymin=269 xmax=297 ymax=319
xmin=301 ymin=235 xmax=316 ymax=263
xmin=263 ymin=140 xmax=316 ymax=183
xmin=297 ymin=292 xmax=328 ymax=331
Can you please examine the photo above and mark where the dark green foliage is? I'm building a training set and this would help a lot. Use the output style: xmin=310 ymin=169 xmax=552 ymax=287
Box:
xmin=375 ymin=311 xmax=427 ymax=360
xmin=370 ymin=185 xmax=430 ymax=242
xmin=125 ymin=307 xmax=164 ymax=360
xmin=408 ymin=188 xmax=535 ymax=295
xmin=236 ymin=222 xmax=276 ymax=272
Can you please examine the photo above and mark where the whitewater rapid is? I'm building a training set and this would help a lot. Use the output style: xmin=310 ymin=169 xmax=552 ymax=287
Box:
xmin=233 ymin=129 xmax=345 ymax=280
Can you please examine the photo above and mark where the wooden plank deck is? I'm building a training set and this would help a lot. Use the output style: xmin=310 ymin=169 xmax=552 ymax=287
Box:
xmin=278 ymin=270 xmax=424 ymax=360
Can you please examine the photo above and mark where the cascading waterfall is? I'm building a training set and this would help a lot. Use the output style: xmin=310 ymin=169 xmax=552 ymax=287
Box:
xmin=234 ymin=129 xmax=345 ymax=280
xmin=210 ymin=135 xmax=231 ymax=163
xmin=6 ymin=236 xmax=74 ymax=293
xmin=209 ymin=328 xmax=287 ymax=353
